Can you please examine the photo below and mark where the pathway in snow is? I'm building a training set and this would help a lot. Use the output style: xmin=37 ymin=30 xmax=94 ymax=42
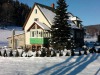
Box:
xmin=0 ymin=53 xmax=100 ymax=75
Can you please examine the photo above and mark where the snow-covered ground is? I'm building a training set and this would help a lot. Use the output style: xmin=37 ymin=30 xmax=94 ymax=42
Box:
xmin=84 ymin=37 xmax=97 ymax=42
xmin=0 ymin=27 xmax=100 ymax=75
xmin=0 ymin=27 xmax=23 ymax=47
xmin=0 ymin=53 xmax=99 ymax=75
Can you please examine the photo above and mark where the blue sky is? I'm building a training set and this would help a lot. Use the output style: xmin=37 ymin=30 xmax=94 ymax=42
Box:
xmin=19 ymin=0 xmax=100 ymax=26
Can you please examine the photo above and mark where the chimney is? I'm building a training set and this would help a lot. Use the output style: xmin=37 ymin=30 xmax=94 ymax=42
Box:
xmin=51 ymin=3 xmax=55 ymax=8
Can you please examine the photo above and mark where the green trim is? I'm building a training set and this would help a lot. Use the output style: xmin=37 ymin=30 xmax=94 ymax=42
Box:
xmin=30 ymin=38 xmax=49 ymax=44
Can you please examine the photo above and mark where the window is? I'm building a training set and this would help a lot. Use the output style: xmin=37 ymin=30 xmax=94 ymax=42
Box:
xmin=37 ymin=31 xmax=38 ymax=37
xmin=38 ymin=31 xmax=41 ymax=37
xmin=31 ymin=30 xmax=43 ymax=37
xmin=41 ymin=31 xmax=43 ymax=37
xmin=34 ymin=18 xmax=39 ymax=21
xmin=32 ymin=31 xmax=34 ymax=37
xmin=35 ymin=9 xmax=37 ymax=14
xmin=34 ymin=31 xmax=37 ymax=37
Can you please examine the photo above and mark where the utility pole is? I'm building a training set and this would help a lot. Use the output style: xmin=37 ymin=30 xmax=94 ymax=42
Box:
xmin=12 ymin=29 xmax=15 ymax=49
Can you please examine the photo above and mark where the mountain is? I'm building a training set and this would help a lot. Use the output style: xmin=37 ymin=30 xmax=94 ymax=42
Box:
xmin=84 ymin=24 xmax=100 ymax=36
xmin=0 ymin=0 xmax=31 ymax=27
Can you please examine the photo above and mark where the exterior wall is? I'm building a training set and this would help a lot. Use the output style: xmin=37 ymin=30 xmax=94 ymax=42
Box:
xmin=8 ymin=34 xmax=25 ymax=49
xmin=73 ymin=29 xmax=84 ymax=47
xmin=30 ymin=38 xmax=49 ymax=44
xmin=24 ymin=5 xmax=51 ymax=32
xmin=24 ymin=5 xmax=51 ymax=45
xmin=29 ymin=24 xmax=50 ymax=48
xmin=25 ymin=32 xmax=30 ymax=45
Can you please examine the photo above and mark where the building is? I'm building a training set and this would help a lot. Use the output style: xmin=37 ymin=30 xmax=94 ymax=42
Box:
xmin=7 ymin=30 xmax=25 ymax=49
xmin=8 ymin=3 xmax=84 ymax=49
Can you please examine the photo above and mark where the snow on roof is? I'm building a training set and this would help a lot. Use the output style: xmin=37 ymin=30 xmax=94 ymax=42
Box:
xmin=67 ymin=13 xmax=74 ymax=19
xmin=37 ymin=4 xmax=81 ymax=29
xmin=70 ymin=16 xmax=81 ymax=21
xmin=67 ymin=20 xmax=79 ymax=29
xmin=67 ymin=12 xmax=82 ymax=21
xmin=35 ymin=21 xmax=50 ymax=30
xmin=38 ymin=5 xmax=56 ymax=25
xmin=23 ymin=3 xmax=82 ymax=31
xmin=68 ymin=13 xmax=73 ymax=17
xmin=7 ymin=33 xmax=25 ymax=39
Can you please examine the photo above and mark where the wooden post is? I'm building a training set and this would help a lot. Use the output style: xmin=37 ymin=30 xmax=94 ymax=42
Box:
xmin=12 ymin=29 xmax=15 ymax=49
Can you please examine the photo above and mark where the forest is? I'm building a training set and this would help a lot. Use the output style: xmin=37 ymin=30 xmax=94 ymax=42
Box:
xmin=0 ymin=0 xmax=31 ymax=27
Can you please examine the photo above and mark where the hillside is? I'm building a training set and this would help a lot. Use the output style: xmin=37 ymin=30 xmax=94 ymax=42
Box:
xmin=0 ymin=0 xmax=30 ymax=27
xmin=85 ymin=24 xmax=100 ymax=36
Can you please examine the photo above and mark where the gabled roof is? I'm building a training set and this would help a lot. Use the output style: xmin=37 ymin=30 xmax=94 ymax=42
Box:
xmin=23 ymin=2 xmax=56 ymax=30
xmin=35 ymin=3 xmax=55 ymax=12
xmin=27 ymin=21 xmax=50 ymax=31
xmin=68 ymin=12 xmax=82 ymax=21
xmin=67 ymin=20 xmax=79 ymax=29
xmin=23 ymin=2 xmax=82 ymax=30
xmin=70 ymin=16 xmax=82 ymax=21
xmin=36 ymin=3 xmax=56 ymax=26
xmin=7 ymin=33 xmax=25 ymax=39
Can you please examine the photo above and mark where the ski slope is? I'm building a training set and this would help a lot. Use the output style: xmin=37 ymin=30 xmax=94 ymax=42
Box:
xmin=0 ymin=53 xmax=99 ymax=75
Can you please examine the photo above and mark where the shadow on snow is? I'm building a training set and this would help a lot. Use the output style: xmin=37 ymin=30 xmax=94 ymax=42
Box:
xmin=35 ymin=54 xmax=100 ymax=75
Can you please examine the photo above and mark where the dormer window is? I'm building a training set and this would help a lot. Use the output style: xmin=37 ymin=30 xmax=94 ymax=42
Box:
xmin=35 ymin=9 xmax=37 ymax=14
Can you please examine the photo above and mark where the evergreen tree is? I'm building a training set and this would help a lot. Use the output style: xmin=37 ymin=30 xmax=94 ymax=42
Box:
xmin=50 ymin=0 xmax=71 ymax=49
xmin=89 ymin=48 xmax=93 ymax=53
xmin=71 ymin=49 xmax=75 ymax=56
xmin=41 ymin=48 xmax=46 ymax=57
xmin=36 ymin=51 xmax=39 ymax=57
xmin=15 ymin=50 xmax=19 ymax=57
xmin=9 ymin=50 xmax=13 ymax=57
xmin=0 ymin=0 xmax=30 ymax=27
xmin=65 ymin=52 xmax=70 ymax=56
xmin=21 ymin=51 xmax=24 ymax=57
xmin=93 ymin=48 xmax=96 ymax=53
xmin=98 ymin=49 xmax=100 ymax=53
xmin=3 ymin=50 xmax=7 ymax=57
xmin=0 ymin=50 xmax=2 ymax=56
xmin=59 ymin=50 xmax=63 ymax=56
xmin=51 ymin=50 xmax=56 ymax=57
xmin=46 ymin=49 xmax=51 ymax=57
xmin=84 ymin=49 xmax=87 ymax=55
xmin=78 ymin=50 xmax=82 ymax=56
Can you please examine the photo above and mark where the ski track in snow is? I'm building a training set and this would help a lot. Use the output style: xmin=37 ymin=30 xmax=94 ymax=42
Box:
xmin=0 ymin=54 xmax=99 ymax=75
